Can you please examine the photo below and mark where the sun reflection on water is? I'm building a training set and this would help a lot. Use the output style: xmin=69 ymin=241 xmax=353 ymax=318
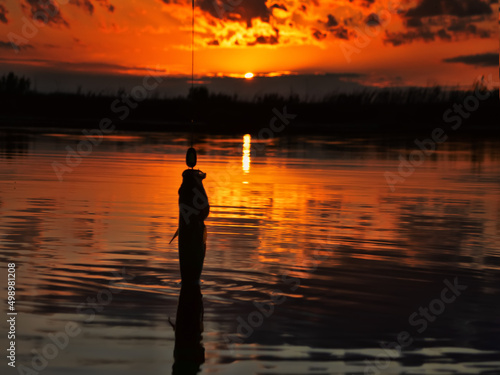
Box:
xmin=242 ymin=134 xmax=251 ymax=176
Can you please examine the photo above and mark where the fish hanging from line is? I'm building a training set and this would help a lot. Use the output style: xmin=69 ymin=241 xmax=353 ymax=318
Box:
xmin=170 ymin=147 xmax=209 ymax=283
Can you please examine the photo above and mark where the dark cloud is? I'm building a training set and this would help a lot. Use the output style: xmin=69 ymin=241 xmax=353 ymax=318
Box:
xmin=443 ymin=52 xmax=498 ymax=66
xmin=0 ymin=58 xmax=167 ymax=74
xmin=270 ymin=4 xmax=287 ymax=12
xmin=447 ymin=18 xmax=491 ymax=37
xmin=96 ymin=0 xmax=115 ymax=12
xmin=365 ymin=13 xmax=380 ymax=26
xmin=312 ymin=28 xmax=327 ymax=40
xmin=326 ymin=14 xmax=338 ymax=27
xmin=0 ymin=4 xmax=8 ymax=23
xmin=386 ymin=20 xmax=491 ymax=45
xmin=197 ymin=0 xmax=270 ymax=27
xmin=0 ymin=40 xmax=34 ymax=51
xmin=385 ymin=29 xmax=436 ymax=46
xmin=0 ymin=41 xmax=13 ymax=49
xmin=406 ymin=0 xmax=492 ymax=18
xmin=70 ymin=61 xmax=166 ymax=72
xmin=22 ymin=0 xmax=69 ymax=27
xmin=388 ymin=0 xmax=494 ymax=45
xmin=406 ymin=17 xmax=423 ymax=27
xmin=447 ymin=19 xmax=470 ymax=31
xmin=437 ymin=28 xmax=452 ymax=40
xmin=360 ymin=0 xmax=375 ymax=7
xmin=317 ymin=14 xmax=338 ymax=34
xmin=21 ymin=0 xmax=114 ymax=27
xmin=349 ymin=0 xmax=375 ymax=7
xmin=318 ymin=15 xmax=350 ymax=39
xmin=69 ymin=0 xmax=115 ymax=15
xmin=70 ymin=0 xmax=94 ymax=15
xmin=247 ymin=29 xmax=279 ymax=46
xmin=207 ymin=39 xmax=219 ymax=45
xmin=331 ymin=25 xmax=349 ymax=40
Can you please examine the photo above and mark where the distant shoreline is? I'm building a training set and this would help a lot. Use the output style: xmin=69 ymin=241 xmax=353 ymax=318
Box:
xmin=1 ymin=85 xmax=498 ymax=136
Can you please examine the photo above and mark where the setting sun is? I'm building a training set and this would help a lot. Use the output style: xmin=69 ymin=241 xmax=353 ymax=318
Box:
xmin=244 ymin=73 xmax=254 ymax=79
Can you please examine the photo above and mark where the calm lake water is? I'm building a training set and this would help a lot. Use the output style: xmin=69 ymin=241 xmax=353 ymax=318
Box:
xmin=0 ymin=130 xmax=499 ymax=375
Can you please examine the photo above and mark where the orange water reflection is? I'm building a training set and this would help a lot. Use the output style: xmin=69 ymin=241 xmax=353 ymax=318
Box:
xmin=1 ymin=133 xmax=500 ymax=374
xmin=2 ymin=134 xmax=500 ymax=286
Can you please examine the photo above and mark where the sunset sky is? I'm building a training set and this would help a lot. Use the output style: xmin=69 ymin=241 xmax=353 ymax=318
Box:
xmin=0 ymin=0 xmax=497 ymax=94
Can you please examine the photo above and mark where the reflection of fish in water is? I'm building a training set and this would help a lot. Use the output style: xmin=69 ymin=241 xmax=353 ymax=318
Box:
xmin=171 ymin=283 xmax=204 ymax=375
xmin=170 ymin=147 xmax=209 ymax=283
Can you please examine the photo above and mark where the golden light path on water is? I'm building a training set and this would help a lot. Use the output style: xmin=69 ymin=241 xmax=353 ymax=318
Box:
xmin=242 ymin=134 xmax=251 ymax=182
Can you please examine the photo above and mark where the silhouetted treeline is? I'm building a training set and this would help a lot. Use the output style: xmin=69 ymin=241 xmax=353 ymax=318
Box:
xmin=0 ymin=72 xmax=31 ymax=95
xmin=0 ymin=72 xmax=498 ymax=134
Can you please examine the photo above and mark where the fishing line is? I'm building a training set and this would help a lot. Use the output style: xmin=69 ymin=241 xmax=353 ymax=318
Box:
xmin=185 ymin=0 xmax=197 ymax=169
xmin=190 ymin=0 xmax=195 ymax=149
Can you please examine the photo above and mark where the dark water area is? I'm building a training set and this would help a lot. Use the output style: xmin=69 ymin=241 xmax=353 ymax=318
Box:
xmin=0 ymin=130 xmax=499 ymax=374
